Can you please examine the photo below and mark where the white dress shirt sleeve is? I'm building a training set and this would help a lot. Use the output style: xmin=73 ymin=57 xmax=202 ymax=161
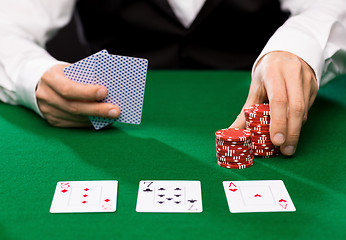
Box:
xmin=253 ymin=0 xmax=346 ymax=86
xmin=0 ymin=0 xmax=76 ymax=116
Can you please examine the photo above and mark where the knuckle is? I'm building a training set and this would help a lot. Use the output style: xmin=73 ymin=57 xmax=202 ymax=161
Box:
xmin=35 ymin=89 xmax=44 ymax=100
xmin=67 ymin=103 xmax=80 ymax=115
xmin=310 ymin=79 xmax=318 ymax=94
xmin=93 ymin=106 xmax=104 ymax=117
xmin=288 ymin=58 xmax=302 ymax=69
xmin=35 ymin=83 xmax=48 ymax=101
xmin=303 ymin=114 xmax=308 ymax=123
xmin=286 ymin=132 xmax=300 ymax=143
xmin=270 ymin=118 xmax=287 ymax=129
xmin=304 ymin=69 xmax=314 ymax=81
xmin=270 ymin=97 xmax=287 ymax=106
xmin=46 ymin=118 xmax=60 ymax=127
xmin=38 ymin=104 xmax=49 ymax=115
xmin=262 ymin=64 xmax=280 ymax=80
xmin=264 ymin=62 xmax=278 ymax=73
xmin=59 ymin=84 xmax=72 ymax=98
xmin=292 ymin=101 xmax=305 ymax=115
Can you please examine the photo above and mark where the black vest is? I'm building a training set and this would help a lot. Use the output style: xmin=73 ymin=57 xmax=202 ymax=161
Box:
xmin=75 ymin=0 xmax=289 ymax=69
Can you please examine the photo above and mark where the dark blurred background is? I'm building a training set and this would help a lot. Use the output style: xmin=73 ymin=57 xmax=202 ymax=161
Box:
xmin=46 ymin=17 xmax=89 ymax=63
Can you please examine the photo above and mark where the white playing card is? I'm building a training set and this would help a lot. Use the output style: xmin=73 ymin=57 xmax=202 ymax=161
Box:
xmin=50 ymin=180 xmax=118 ymax=213
xmin=223 ymin=180 xmax=296 ymax=213
xmin=136 ymin=180 xmax=203 ymax=213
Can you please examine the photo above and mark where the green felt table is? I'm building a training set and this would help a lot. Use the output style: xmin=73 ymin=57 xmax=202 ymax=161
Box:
xmin=0 ymin=71 xmax=345 ymax=240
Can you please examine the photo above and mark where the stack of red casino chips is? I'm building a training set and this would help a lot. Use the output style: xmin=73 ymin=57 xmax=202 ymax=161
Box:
xmin=215 ymin=128 xmax=254 ymax=169
xmin=244 ymin=103 xmax=280 ymax=158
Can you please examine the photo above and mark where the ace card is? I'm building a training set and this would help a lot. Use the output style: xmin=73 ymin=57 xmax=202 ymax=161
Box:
xmin=136 ymin=180 xmax=203 ymax=213
xmin=50 ymin=180 xmax=118 ymax=213
xmin=223 ymin=180 xmax=296 ymax=213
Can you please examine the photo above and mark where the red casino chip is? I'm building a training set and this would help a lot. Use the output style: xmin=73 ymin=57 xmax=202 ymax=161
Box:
xmin=251 ymin=140 xmax=271 ymax=144
xmin=215 ymin=104 xmax=282 ymax=170
xmin=251 ymin=103 xmax=270 ymax=115
xmin=251 ymin=139 xmax=273 ymax=144
xmin=216 ymin=141 xmax=251 ymax=147
xmin=254 ymin=151 xmax=280 ymax=157
xmin=216 ymin=148 xmax=252 ymax=156
xmin=216 ymin=144 xmax=252 ymax=153
xmin=253 ymin=148 xmax=279 ymax=155
xmin=251 ymin=130 xmax=270 ymax=135
xmin=216 ymin=139 xmax=251 ymax=146
xmin=246 ymin=127 xmax=270 ymax=132
xmin=216 ymin=143 xmax=252 ymax=149
xmin=246 ymin=122 xmax=270 ymax=127
xmin=216 ymin=151 xmax=251 ymax=158
xmin=217 ymin=160 xmax=254 ymax=169
xmin=244 ymin=104 xmax=270 ymax=118
xmin=246 ymin=119 xmax=270 ymax=124
xmin=217 ymin=157 xmax=253 ymax=164
xmin=251 ymin=134 xmax=271 ymax=139
xmin=251 ymin=134 xmax=269 ymax=139
xmin=246 ymin=116 xmax=270 ymax=122
xmin=216 ymin=153 xmax=253 ymax=161
xmin=243 ymin=107 xmax=253 ymax=115
xmin=217 ymin=159 xmax=254 ymax=166
xmin=252 ymin=144 xmax=277 ymax=150
xmin=217 ymin=155 xmax=254 ymax=164
xmin=241 ymin=103 xmax=280 ymax=159
xmin=216 ymin=146 xmax=251 ymax=152
xmin=244 ymin=113 xmax=270 ymax=119
xmin=215 ymin=128 xmax=252 ymax=142
xmin=217 ymin=156 xmax=253 ymax=164
xmin=252 ymin=141 xmax=276 ymax=147
xmin=253 ymin=148 xmax=279 ymax=153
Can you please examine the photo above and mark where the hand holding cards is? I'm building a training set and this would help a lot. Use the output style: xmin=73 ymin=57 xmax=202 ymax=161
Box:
xmin=63 ymin=50 xmax=148 ymax=130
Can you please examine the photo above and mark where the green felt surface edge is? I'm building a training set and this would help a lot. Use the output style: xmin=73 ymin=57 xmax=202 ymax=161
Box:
xmin=0 ymin=71 xmax=345 ymax=240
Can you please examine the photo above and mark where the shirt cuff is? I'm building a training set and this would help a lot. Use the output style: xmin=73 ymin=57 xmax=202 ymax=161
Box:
xmin=252 ymin=19 xmax=325 ymax=86
xmin=15 ymin=57 xmax=63 ymax=118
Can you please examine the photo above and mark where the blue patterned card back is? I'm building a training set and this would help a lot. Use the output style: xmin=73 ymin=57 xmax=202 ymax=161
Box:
xmin=91 ymin=53 xmax=148 ymax=129
xmin=63 ymin=50 xmax=148 ymax=130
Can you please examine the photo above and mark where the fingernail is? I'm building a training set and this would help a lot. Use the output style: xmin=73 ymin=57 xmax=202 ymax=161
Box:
xmin=273 ymin=133 xmax=285 ymax=145
xmin=284 ymin=146 xmax=295 ymax=156
xmin=108 ymin=109 xmax=119 ymax=118
xmin=97 ymin=88 xmax=107 ymax=99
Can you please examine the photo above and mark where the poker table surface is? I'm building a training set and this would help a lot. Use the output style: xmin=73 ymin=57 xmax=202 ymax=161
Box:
xmin=0 ymin=70 xmax=345 ymax=240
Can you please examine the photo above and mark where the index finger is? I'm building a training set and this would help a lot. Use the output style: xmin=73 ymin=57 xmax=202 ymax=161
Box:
xmin=42 ymin=64 xmax=108 ymax=101
xmin=264 ymin=73 xmax=288 ymax=146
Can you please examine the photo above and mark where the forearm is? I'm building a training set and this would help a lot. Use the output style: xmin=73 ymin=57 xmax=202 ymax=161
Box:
xmin=0 ymin=36 xmax=61 ymax=115
xmin=253 ymin=0 xmax=346 ymax=86
xmin=0 ymin=0 xmax=76 ymax=114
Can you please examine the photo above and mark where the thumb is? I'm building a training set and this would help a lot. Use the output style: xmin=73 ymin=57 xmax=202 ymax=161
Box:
xmin=230 ymin=65 xmax=269 ymax=129
xmin=229 ymin=99 xmax=263 ymax=129
xmin=229 ymin=109 xmax=246 ymax=129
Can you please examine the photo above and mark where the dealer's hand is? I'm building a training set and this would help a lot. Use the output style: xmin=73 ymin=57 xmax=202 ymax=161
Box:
xmin=36 ymin=64 xmax=120 ymax=127
xmin=230 ymin=51 xmax=318 ymax=156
